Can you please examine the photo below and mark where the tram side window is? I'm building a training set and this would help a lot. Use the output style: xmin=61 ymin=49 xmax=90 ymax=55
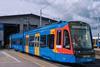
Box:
xmin=20 ymin=39 xmax=23 ymax=45
xmin=47 ymin=34 xmax=54 ymax=49
xmin=12 ymin=40 xmax=16 ymax=44
xmin=16 ymin=40 xmax=20 ymax=44
xmin=57 ymin=30 xmax=61 ymax=45
xmin=63 ymin=30 xmax=70 ymax=49
xmin=34 ymin=36 xmax=40 ymax=47
xmin=40 ymin=35 xmax=46 ymax=47
xmin=16 ymin=39 xmax=23 ymax=45
xmin=29 ymin=36 xmax=34 ymax=46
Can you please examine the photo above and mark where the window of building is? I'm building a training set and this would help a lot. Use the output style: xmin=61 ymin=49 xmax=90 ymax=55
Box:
xmin=23 ymin=24 xmax=38 ymax=31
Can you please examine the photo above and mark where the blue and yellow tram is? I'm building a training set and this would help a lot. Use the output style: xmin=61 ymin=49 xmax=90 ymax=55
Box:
xmin=10 ymin=33 xmax=24 ymax=52
xmin=10 ymin=21 xmax=95 ymax=63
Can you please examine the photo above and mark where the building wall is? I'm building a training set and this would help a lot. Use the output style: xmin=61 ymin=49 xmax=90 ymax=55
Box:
xmin=0 ymin=14 xmax=56 ymax=48
xmin=0 ymin=23 xmax=4 ymax=47
xmin=0 ymin=15 xmax=51 ymax=25
xmin=0 ymin=15 xmax=53 ymax=32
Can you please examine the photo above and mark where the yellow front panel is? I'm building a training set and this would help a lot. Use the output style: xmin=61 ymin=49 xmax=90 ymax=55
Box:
xmin=25 ymin=45 xmax=29 ymax=53
xmin=50 ymin=29 xmax=55 ymax=34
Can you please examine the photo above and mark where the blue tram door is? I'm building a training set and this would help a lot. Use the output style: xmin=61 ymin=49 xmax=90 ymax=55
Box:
xmin=34 ymin=33 xmax=40 ymax=56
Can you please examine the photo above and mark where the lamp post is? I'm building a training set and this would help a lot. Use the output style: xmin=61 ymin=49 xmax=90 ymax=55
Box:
xmin=39 ymin=1 xmax=53 ymax=27
xmin=97 ymin=17 xmax=100 ymax=48
xmin=26 ymin=16 xmax=30 ymax=31
xmin=40 ymin=9 xmax=42 ymax=27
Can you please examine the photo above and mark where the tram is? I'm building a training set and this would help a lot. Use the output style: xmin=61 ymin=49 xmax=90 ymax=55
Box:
xmin=10 ymin=21 xmax=95 ymax=63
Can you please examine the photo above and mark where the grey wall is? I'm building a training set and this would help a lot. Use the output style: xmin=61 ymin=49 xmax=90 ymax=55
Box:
xmin=0 ymin=15 xmax=50 ymax=26
xmin=0 ymin=24 xmax=4 ymax=47
xmin=0 ymin=31 xmax=3 ymax=41
xmin=0 ymin=24 xmax=3 ymax=41
xmin=0 ymin=15 xmax=55 ymax=47
xmin=0 ymin=15 xmax=52 ymax=33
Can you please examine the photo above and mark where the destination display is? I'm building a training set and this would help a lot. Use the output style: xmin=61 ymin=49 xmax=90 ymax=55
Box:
xmin=71 ymin=26 xmax=88 ymax=29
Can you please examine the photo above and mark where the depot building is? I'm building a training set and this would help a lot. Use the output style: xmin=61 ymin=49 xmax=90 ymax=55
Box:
xmin=0 ymin=14 xmax=56 ymax=48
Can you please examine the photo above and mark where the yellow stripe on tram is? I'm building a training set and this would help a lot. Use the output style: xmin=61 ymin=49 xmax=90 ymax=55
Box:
xmin=26 ymin=45 xmax=29 ymax=53
xmin=25 ymin=35 xmax=29 ymax=53
xmin=35 ymin=33 xmax=40 ymax=56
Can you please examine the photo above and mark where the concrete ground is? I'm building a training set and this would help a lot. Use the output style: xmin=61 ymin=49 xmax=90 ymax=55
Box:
xmin=0 ymin=49 xmax=100 ymax=67
xmin=0 ymin=49 xmax=58 ymax=67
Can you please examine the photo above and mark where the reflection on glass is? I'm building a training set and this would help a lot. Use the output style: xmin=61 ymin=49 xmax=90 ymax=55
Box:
xmin=70 ymin=23 xmax=92 ymax=50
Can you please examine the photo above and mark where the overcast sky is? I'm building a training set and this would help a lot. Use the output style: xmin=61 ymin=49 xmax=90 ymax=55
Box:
xmin=0 ymin=0 xmax=100 ymax=37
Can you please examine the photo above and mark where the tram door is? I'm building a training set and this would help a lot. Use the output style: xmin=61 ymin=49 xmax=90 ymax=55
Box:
xmin=25 ymin=35 xmax=29 ymax=53
xmin=34 ymin=33 xmax=40 ymax=56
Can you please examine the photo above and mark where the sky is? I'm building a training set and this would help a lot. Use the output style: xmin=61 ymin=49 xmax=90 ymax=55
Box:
xmin=0 ymin=0 xmax=100 ymax=37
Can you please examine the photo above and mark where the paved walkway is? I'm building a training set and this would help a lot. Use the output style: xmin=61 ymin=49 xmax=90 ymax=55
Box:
xmin=0 ymin=49 xmax=100 ymax=67
xmin=0 ymin=50 xmax=58 ymax=67
xmin=0 ymin=50 xmax=39 ymax=67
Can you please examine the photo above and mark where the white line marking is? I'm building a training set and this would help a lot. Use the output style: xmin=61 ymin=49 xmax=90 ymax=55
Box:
xmin=1 ymin=51 xmax=21 ymax=63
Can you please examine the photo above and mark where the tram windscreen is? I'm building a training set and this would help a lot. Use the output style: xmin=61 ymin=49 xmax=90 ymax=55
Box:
xmin=69 ymin=22 xmax=92 ymax=50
